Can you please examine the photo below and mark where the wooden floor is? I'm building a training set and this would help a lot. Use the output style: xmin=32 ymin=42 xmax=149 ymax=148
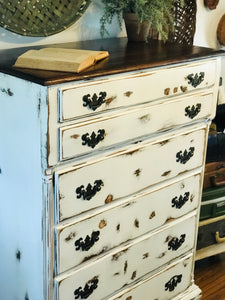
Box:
xmin=194 ymin=252 xmax=225 ymax=299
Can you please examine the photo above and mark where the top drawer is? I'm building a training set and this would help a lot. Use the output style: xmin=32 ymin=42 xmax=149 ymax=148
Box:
xmin=58 ymin=60 xmax=218 ymax=122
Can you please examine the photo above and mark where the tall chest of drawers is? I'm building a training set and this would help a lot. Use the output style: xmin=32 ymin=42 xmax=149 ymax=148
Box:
xmin=0 ymin=39 xmax=223 ymax=300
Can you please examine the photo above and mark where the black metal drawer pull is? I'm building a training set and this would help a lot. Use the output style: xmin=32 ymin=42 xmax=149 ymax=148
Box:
xmin=171 ymin=192 xmax=190 ymax=209
xmin=74 ymin=277 xmax=99 ymax=299
xmin=168 ymin=234 xmax=186 ymax=251
xmin=83 ymin=92 xmax=107 ymax=111
xmin=76 ymin=180 xmax=104 ymax=201
xmin=82 ymin=129 xmax=105 ymax=148
xmin=75 ymin=231 xmax=100 ymax=251
xmin=165 ymin=274 xmax=182 ymax=292
xmin=185 ymin=103 xmax=201 ymax=119
xmin=187 ymin=72 xmax=205 ymax=88
xmin=176 ymin=147 xmax=195 ymax=164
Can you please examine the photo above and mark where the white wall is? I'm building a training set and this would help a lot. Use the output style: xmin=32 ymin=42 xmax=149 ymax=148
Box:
xmin=194 ymin=0 xmax=225 ymax=49
xmin=0 ymin=0 xmax=225 ymax=50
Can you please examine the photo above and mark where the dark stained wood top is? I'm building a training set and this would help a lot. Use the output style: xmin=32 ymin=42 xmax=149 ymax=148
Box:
xmin=0 ymin=38 xmax=224 ymax=86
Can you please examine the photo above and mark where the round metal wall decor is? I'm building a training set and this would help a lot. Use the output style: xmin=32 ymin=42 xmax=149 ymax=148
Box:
xmin=217 ymin=14 xmax=225 ymax=45
xmin=0 ymin=0 xmax=91 ymax=37
xmin=204 ymin=0 xmax=219 ymax=10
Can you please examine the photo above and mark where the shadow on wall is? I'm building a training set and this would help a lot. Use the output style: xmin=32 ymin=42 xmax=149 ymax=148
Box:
xmin=0 ymin=29 xmax=43 ymax=45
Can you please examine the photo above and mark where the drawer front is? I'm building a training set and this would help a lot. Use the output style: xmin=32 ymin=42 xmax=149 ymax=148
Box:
xmin=58 ymin=60 xmax=217 ymax=122
xmin=55 ymin=214 xmax=196 ymax=300
xmin=109 ymin=254 xmax=193 ymax=300
xmin=197 ymin=217 xmax=225 ymax=250
xmin=55 ymin=173 xmax=201 ymax=273
xmin=55 ymin=124 xmax=207 ymax=221
xmin=59 ymin=92 xmax=213 ymax=161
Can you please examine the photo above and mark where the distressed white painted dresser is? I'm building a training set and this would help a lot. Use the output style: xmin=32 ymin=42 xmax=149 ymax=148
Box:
xmin=0 ymin=38 xmax=223 ymax=300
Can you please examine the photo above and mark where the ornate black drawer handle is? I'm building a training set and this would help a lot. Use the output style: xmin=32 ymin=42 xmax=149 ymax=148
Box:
xmin=165 ymin=274 xmax=182 ymax=292
xmin=83 ymin=92 xmax=107 ymax=111
xmin=171 ymin=192 xmax=190 ymax=209
xmin=168 ymin=234 xmax=186 ymax=251
xmin=82 ymin=129 xmax=105 ymax=149
xmin=75 ymin=231 xmax=100 ymax=251
xmin=185 ymin=103 xmax=201 ymax=119
xmin=187 ymin=72 xmax=205 ymax=88
xmin=176 ymin=147 xmax=195 ymax=164
xmin=76 ymin=180 xmax=103 ymax=201
xmin=74 ymin=277 xmax=99 ymax=299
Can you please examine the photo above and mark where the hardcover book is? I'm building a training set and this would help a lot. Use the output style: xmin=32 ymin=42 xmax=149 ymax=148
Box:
xmin=13 ymin=48 xmax=109 ymax=73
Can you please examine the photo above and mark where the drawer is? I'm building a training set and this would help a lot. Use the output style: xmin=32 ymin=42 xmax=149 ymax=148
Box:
xmin=197 ymin=215 xmax=225 ymax=250
xmin=108 ymin=254 xmax=193 ymax=300
xmin=58 ymin=60 xmax=217 ymax=122
xmin=55 ymin=123 xmax=208 ymax=221
xmin=59 ymin=91 xmax=214 ymax=161
xmin=55 ymin=173 xmax=201 ymax=273
xmin=54 ymin=213 xmax=196 ymax=300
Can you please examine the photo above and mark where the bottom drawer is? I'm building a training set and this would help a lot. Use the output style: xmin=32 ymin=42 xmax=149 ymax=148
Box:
xmin=55 ymin=213 xmax=196 ymax=300
xmin=108 ymin=253 xmax=194 ymax=300
xmin=197 ymin=215 xmax=225 ymax=250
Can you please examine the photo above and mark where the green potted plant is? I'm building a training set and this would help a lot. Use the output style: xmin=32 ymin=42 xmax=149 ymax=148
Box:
xmin=100 ymin=0 xmax=184 ymax=42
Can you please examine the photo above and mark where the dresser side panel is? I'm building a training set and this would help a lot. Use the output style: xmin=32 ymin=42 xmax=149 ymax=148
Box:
xmin=0 ymin=74 xmax=48 ymax=300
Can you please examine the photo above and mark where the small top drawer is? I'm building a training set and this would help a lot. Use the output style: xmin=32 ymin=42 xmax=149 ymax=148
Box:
xmin=59 ymin=91 xmax=214 ymax=161
xmin=58 ymin=60 xmax=218 ymax=122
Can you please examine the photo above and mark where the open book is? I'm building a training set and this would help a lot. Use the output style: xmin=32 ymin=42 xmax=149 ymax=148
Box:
xmin=13 ymin=48 xmax=109 ymax=73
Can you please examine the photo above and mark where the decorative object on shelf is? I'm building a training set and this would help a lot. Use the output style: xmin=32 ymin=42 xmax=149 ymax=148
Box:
xmin=123 ymin=13 xmax=151 ymax=42
xmin=204 ymin=0 xmax=219 ymax=10
xmin=13 ymin=48 xmax=109 ymax=73
xmin=217 ymin=14 xmax=225 ymax=45
xmin=100 ymin=0 xmax=184 ymax=42
xmin=0 ymin=0 xmax=91 ymax=36
xmin=200 ymin=186 xmax=225 ymax=220
xmin=203 ymin=162 xmax=225 ymax=189
xmin=168 ymin=0 xmax=197 ymax=45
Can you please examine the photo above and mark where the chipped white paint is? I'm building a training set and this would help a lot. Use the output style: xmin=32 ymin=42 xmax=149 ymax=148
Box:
xmin=47 ymin=58 xmax=220 ymax=167
xmin=108 ymin=253 xmax=195 ymax=300
xmin=56 ymin=123 xmax=208 ymax=221
xmin=58 ymin=60 xmax=218 ymax=122
xmin=0 ymin=55 xmax=221 ymax=300
xmin=55 ymin=172 xmax=201 ymax=273
xmin=55 ymin=213 xmax=196 ymax=300
xmin=0 ymin=74 xmax=49 ymax=300
xmin=59 ymin=91 xmax=214 ymax=161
